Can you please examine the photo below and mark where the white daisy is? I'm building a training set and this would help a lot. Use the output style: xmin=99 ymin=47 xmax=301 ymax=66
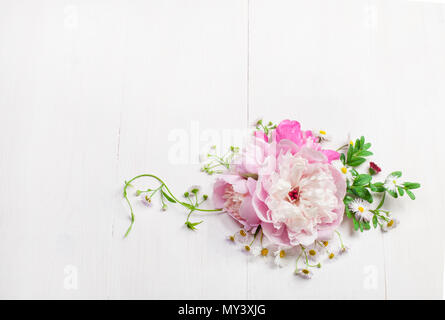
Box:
xmin=234 ymin=229 xmax=252 ymax=244
xmin=140 ymin=194 xmax=152 ymax=206
xmin=252 ymin=246 xmax=269 ymax=257
xmin=273 ymin=248 xmax=288 ymax=267
xmin=304 ymin=245 xmax=321 ymax=262
xmin=313 ymin=129 xmax=331 ymax=143
xmin=338 ymin=245 xmax=350 ymax=255
xmin=296 ymin=268 xmax=313 ymax=279
xmin=337 ymin=164 xmax=354 ymax=183
xmin=381 ymin=218 xmax=399 ymax=232
xmin=384 ymin=175 xmax=400 ymax=193
xmin=348 ymin=199 xmax=373 ymax=222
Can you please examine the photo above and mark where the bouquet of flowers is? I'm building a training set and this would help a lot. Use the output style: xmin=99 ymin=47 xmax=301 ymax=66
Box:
xmin=122 ymin=119 xmax=420 ymax=278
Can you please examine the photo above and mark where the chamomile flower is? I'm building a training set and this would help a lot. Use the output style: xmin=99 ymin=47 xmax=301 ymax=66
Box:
xmin=273 ymin=248 xmax=288 ymax=267
xmin=234 ymin=229 xmax=252 ymax=244
xmin=296 ymin=268 xmax=313 ymax=279
xmin=141 ymin=194 xmax=152 ymax=206
xmin=260 ymin=247 xmax=269 ymax=257
xmin=338 ymin=245 xmax=350 ymax=255
xmin=384 ymin=175 xmax=400 ymax=193
xmin=326 ymin=252 xmax=337 ymax=261
xmin=348 ymin=199 xmax=373 ymax=222
xmin=304 ymin=245 xmax=320 ymax=262
xmin=227 ymin=234 xmax=236 ymax=243
xmin=314 ymin=129 xmax=331 ymax=143
xmin=381 ymin=218 xmax=399 ymax=232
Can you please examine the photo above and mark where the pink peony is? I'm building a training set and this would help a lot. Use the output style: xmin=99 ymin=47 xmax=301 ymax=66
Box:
xmin=275 ymin=119 xmax=312 ymax=146
xmin=213 ymin=174 xmax=260 ymax=231
xmin=274 ymin=119 xmax=340 ymax=163
xmin=252 ymin=146 xmax=346 ymax=246
xmin=213 ymin=119 xmax=346 ymax=245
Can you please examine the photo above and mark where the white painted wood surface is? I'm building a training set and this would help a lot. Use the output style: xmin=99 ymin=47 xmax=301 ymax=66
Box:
xmin=0 ymin=0 xmax=443 ymax=299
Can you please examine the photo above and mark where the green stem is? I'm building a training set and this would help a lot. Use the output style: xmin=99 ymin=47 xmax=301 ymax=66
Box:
xmin=335 ymin=230 xmax=345 ymax=249
xmin=376 ymin=192 xmax=386 ymax=210
xmin=123 ymin=174 xmax=222 ymax=237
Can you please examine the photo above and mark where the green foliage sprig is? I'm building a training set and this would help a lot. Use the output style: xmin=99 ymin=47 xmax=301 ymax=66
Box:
xmin=123 ymin=174 xmax=222 ymax=237
xmin=255 ymin=119 xmax=277 ymax=136
xmin=340 ymin=137 xmax=421 ymax=232
xmin=201 ymin=145 xmax=239 ymax=175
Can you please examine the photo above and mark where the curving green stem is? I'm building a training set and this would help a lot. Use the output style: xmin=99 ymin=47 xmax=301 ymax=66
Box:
xmin=123 ymin=174 xmax=222 ymax=238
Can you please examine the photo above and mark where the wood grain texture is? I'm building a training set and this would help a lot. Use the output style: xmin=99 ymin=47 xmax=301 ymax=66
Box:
xmin=0 ymin=0 xmax=443 ymax=299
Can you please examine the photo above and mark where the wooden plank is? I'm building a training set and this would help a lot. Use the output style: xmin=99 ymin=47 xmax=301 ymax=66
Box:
xmin=109 ymin=0 xmax=248 ymax=299
xmin=248 ymin=0 xmax=386 ymax=299
xmin=0 ymin=0 xmax=125 ymax=298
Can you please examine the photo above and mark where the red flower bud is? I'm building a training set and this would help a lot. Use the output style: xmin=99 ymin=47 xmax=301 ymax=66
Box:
xmin=369 ymin=162 xmax=381 ymax=175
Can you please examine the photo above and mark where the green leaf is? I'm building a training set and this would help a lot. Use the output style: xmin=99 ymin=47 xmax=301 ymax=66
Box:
xmin=390 ymin=171 xmax=402 ymax=178
xmin=351 ymin=186 xmax=373 ymax=203
xmin=356 ymin=150 xmax=373 ymax=157
xmin=387 ymin=189 xmax=398 ymax=198
xmin=345 ymin=206 xmax=353 ymax=218
xmin=355 ymin=138 xmax=362 ymax=151
xmin=397 ymin=187 xmax=405 ymax=197
xmin=363 ymin=221 xmax=371 ymax=230
xmin=370 ymin=182 xmax=385 ymax=192
xmin=346 ymin=136 xmax=373 ymax=167
xmin=372 ymin=215 xmax=378 ymax=228
xmin=362 ymin=143 xmax=371 ymax=150
xmin=359 ymin=220 xmax=364 ymax=232
xmin=181 ymin=202 xmax=195 ymax=210
xmin=185 ymin=220 xmax=203 ymax=230
xmin=403 ymin=182 xmax=421 ymax=190
xmin=347 ymin=145 xmax=354 ymax=162
xmin=353 ymin=174 xmax=372 ymax=186
xmin=340 ymin=153 xmax=346 ymax=165
xmin=161 ymin=190 xmax=176 ymax=203
xmin=406 ymin=189 xmax=416 ymax=200
xmin=343 ymin=195 xmax=354 ymax=204
xmin=353 ymin=216 xmax=359 ymax=231
xmin=348 ymin=157 xmax=366 ymax=167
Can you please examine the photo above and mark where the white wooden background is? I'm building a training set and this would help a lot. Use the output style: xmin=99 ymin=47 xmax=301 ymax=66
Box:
xmin=0 ymin=0 xmax=444 ymax=299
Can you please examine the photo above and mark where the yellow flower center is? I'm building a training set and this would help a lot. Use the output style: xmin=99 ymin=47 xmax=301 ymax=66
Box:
xmin=393 ymin=180 xmax=397 ymax=185
xmin=245 ymin=245 xmax=250 ymax=251
xmin=358 ymin=206 xmax=364 ymax=213
xmin=341 ymin=167 xmax=347 ymax=174
xmin=349 ymin=140 xmax=354 ymax=145
xmin=229 ymin=236 xmax=235 ymax=242
xmin=239 ymin=230 xmax=246 ymax=237
xmin=329 ymin=253 xmax=335 ymax=259
xmin=279 ymin=250 xmax=286 ymax=258
xmin=323 ymin=241 xmax=328 ymax=247
xmin=302 ymin=269 xmax=310 ymax=274
xmin=319 ymin=130 xmax=326 ymax=135
xmin=261 ymin=248 xmax=269 ymax=256
xmin=309 ymin=249 xmax=316 ymax=256
xmin=387 ymin=220 xmax=394 ymax=227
